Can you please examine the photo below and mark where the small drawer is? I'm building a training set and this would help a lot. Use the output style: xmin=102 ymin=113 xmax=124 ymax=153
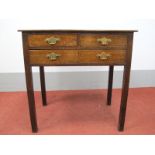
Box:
xmin=29 ymin=50 xmax=78 ymax=65
xmin=80 ymin=34 xmax=127 ymax=49
xmin=28 ymin=34 xmax=77 ymax=48
xmin=79 ymin=50 xmax=126 ymax=65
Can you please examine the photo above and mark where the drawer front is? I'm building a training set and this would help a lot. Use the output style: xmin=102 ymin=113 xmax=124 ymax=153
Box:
xmin=80 ymin=34 xmax=127 ymax=49
xmin=28 ymin=34 xmax=77 ymax=48
xmin=29 ymin=50 xmax=78 ymax=65
xmin=79 ymin=50 xmax=126 ymax=65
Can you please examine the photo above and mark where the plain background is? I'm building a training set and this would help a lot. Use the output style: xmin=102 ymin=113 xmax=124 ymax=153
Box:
xmin=0 ymin=0 xmax=155 ymax=155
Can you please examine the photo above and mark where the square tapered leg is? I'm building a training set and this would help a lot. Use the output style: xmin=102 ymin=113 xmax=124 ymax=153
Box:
xmin=118 ymin=65 xmax=131 ymax=131
xmin=107 ymin=66 xmax=114 ymax=105
xmin=25 ymin=66 xmax=38 ymax=132
xmin=39 ymin=66 xmax=47 ymax=106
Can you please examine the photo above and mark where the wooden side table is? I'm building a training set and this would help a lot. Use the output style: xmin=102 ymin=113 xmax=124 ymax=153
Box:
xmin=19 ymin=30 xmax=137 ymax=132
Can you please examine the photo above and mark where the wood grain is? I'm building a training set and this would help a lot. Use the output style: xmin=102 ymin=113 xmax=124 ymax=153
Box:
xmin=39 ymin=66 xmax=47 ymax=106
xmin=28 ymin=34 xmax=77 ymax=47
xmin=80 ymin=34 xmax=127 ymax=48
xmin=107 ymin=66 xmax=114 ymax=105
xmin=78 ymin=50 xmax=126 ymax=65
xmin=29 ymin=50 xmax=78 ymax=65
xmin=22 ymin=33 xmax=38 ymax=132
xmin=118 ymin=33 xmax=134 ymax=131
xmin=18 ymin=29 xmax=138 ymax=32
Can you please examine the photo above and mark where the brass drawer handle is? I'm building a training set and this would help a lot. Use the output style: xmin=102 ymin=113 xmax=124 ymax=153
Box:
xmin=97 ymin=37 xmax=112 ymax=45
xmin=45 ymin=37 xmax=60 ymax=45
xmin=46 ymin=53 xmax=61 ymax=60
xmin=96 ymin=52 xmax=111 ymax=60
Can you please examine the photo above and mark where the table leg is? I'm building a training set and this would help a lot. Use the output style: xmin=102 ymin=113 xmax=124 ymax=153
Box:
xmin=25 ymin=66 xmax=38 ymax=132
xmin=107 ymin=66 xmax=114 ymax=105
xmin=39 ymin=66 xmax=47 ymax=106
xmin=118 ymin=65 xmax=131 ymax=131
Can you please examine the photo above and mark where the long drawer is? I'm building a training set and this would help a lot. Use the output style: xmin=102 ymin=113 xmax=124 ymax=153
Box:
xmin=29 ymin=50 xmax=126 ymax=65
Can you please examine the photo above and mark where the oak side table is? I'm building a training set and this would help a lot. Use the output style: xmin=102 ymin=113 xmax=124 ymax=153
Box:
xmin=19 ymin=30 xmax=137 ymax=132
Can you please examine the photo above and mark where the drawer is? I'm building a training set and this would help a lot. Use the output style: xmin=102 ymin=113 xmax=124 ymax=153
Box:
xmin=79 ymin=50 xmax=126 ymax=65
xmin=80 ymin=34 xmax=127 ymax=49
xmin=29 ymin=50 xmax=78 ymax=65
xmin=28 ymin=34 xmax=77 ymax=48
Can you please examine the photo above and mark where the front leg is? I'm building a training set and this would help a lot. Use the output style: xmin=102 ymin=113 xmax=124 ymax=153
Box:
xmin=25 ymin=65 xmax=38 ymax=132
xmin=118 ymin=65 xmax=131 ymax=131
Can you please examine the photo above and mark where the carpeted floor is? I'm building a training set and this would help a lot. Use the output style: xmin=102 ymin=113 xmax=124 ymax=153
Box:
xmin=0 ymin=88 xmax=155 ymax=135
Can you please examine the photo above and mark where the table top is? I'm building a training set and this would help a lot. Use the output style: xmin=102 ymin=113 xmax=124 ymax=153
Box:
xmin=18 ymin=29 xmax=138 ymax=32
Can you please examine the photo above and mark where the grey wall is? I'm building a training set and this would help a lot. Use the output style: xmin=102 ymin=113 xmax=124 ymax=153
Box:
xmin=0 ymin=70 xmax=155 ymax=92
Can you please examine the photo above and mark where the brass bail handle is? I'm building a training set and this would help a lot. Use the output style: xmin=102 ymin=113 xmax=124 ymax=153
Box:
xmin=45 ymin=37 xmax=60 ymax=45
xmin=46 ymin=53 xmax=61 ymax=60
xmin=97 ymin=37 xmax=112 ymax=45
xmin=96 ymin=52 xmax=111 ymax=60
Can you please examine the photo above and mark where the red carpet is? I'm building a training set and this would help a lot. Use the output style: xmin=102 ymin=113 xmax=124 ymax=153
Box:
xmin=0 ymin=88 xmax=155 ymax=134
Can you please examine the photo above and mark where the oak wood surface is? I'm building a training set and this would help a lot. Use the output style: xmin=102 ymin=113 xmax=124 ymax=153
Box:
xmin=29 ymin=50 xmax=78 ymax=65
xmin=28 ymin=34 xmax=77 ymax=47
xmin=29 ymin=50 xmax=126 ymax=65
xmin=22 ymin=33 xmax=38 ymax=132
xmin=18 ymin=29 xmax=138 ymax=32
xmin=79 ymin=34 xmax=127 ymax=48
xmin=107 ymin=66 xmax=114 ymax=105
xmin=78 ymin=50 xmax=126 ymax=65
xmin=118 ymin=33 xmax=133 ymax=131
xmin=39 ymin=66 xmax=47 ymax=106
